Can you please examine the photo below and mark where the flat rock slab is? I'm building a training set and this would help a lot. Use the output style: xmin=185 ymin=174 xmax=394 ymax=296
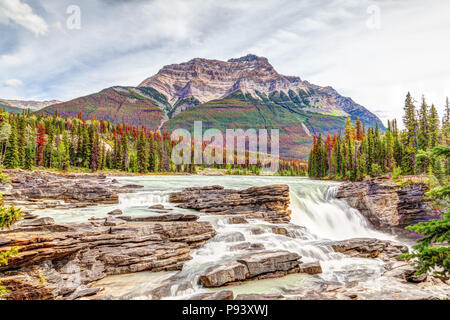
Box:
xmin=199 ymin=250 xmax=317 ymax=287
xmin=330 ymin=238 xmax=408 ymax=261
xmin=0 ymin=170 xmax=138 ymax=209
xmin=170 ymin=185 xmax=291 ymax=223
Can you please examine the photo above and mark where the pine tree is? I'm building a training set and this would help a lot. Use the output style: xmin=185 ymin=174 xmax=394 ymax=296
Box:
xmin=4 ymin=120 xmax=19 ymax=169
xmin=428 ymin=104 xmax=439 ymax=149
xmin=24 ymin=144 xmax=34 ymax=170
xmin=137 ymin=130 xmax=148 ymax=173
xmin=418 ymin=95 xmax=429 ymax=151
xmin=121 ymin=133 xmax=129 ymax=171
xmin=402 ymin=92 xmax=418 ymax=174
xmin=90 ymin=128 xmax=99 ymax=172
xmin=17 ymin=115 xmax=27 ymax=167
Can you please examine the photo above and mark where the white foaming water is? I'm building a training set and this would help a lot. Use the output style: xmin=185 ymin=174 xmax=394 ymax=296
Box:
xmin=34 ymin=176 xmax=400 ymax=298
xmin=289 ymin=187 xmax=394 ymax=241
xmin=118 ymin=191 xmax=170 ymax=208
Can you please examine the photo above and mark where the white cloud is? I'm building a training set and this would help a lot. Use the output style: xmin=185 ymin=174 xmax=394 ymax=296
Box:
xmin=3 ymin=78 xmax=22 ymax=87
xmin=0 ymin=0 xmax=448 ymax=127
xmin=0 ymin=0 xmax=49 ymax=36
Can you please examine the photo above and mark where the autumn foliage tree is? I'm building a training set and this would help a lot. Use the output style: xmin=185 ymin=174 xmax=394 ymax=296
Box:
xmin=36 ymin=123 xmax=47 ymax=167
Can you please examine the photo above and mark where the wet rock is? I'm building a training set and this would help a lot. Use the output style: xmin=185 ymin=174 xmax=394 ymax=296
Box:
xmin=238 ymin=251 xmax=301 ymax=277
xmin=228 ymin=242 xmax=265 ymax=251
xmin=107 ymin=209 xmax=123 ymax=215
xmin=189 ymin=290 xmax=234 ymax=300
xmin=228 ymin=217 xmax=248 ymax=224
xmin=66 ymin=287 xmax=102 ymax=300
xmin=170 ymin=184 xmax=291 ymax=223
xmin=217 ymin=232 xmax=246 ymax=243
xmin=0 ymin=171 xmax=132 ymax=209
xmin=330 ymin=238 xmax=408 ymax=260
xmin=104 ymin=217 xmax=126 ymax=226
xmin=299 ymin=262 xmax=322 ymax=274
xmin=21 ymin=217 xmax=55 ymax=226
xmin=250 ymin=228 xmax=265 ymax=235
xmin=118 ymin=214 xmax=199 ymax=222
xmin=199 ymin=250 xmax=302 ymax=287
xmin=149 ymin=204 xmax=166 ymax=210
xmin=200 ymin=262 xmax=249 ymax=287
xmin=336 ymin=177 xmax=433 ymax=233
xmin=0 ymin=219 xmax=216 ymax=299
xmin=121 ymin=184 xmax=144 ymax=189
xmin=235 ymin=293 xmax=286 ymax=300
xmin=22 ymin=212 xmax=39 ymax=220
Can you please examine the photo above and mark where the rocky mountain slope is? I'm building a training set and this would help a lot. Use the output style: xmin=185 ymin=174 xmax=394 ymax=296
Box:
xmin=40 ymin=54 xmax=384 ymax=158
xmin=0 ymin=99 xmax=61 ymax=112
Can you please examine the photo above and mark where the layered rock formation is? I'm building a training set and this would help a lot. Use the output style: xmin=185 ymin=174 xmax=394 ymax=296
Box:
xmin=139 ymin=55 xmax=305 ymax=107
xmin=199 ymin=251 xmax=319 ymax=287
xmin=0 ymin=217 xmax=216 ymax=300
xmin=138 ymin=54 xmax=383 ymax=127
xmin=335 ymin=177 xmax=433 ymax=233
xmin=330 ymin=238 xmax=408 ymax=261
xmin=0 ymin=170 xmax=138 ymax=210
xmin=169 ymin=185 xmax=291 ymax=223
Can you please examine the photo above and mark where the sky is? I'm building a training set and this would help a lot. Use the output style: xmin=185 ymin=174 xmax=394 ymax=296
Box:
xmin=0 ymin=0 xmax=449 ymax=125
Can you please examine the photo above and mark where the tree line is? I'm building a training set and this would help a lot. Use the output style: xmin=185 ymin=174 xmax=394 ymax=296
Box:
xmin=0 ymin=111 xmax=306 ymax=176
xmin=308 ymin=93 xmax=448 ymax=181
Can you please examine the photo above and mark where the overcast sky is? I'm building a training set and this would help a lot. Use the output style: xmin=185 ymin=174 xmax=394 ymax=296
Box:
xmin=0 ymin=0 xmax=449 ymax=125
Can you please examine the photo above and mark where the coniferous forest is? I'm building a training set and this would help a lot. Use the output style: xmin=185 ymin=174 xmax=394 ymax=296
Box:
xmin=308 ymin=93 xmax=448 ymax=182
xmin=0 ymin=111 xmax=306 ymax=176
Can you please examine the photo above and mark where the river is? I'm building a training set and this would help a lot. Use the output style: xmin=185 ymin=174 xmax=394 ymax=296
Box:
xmin=35 ymin=175 xmax=402 ymax=299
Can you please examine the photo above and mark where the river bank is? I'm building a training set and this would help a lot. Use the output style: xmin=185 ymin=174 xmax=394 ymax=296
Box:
xmin=0 ymin=172 xmax=448 ymax=300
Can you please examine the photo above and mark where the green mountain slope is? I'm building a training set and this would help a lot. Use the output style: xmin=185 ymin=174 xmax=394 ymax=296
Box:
xmin=163 ymin=91 xmax=347 ymax=159
xmin=40 ymin=86 xmax=169 ymax=130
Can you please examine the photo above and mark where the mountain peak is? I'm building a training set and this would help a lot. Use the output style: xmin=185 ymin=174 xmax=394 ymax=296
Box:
xmin=227 ymin=54 xmax=268 ymax=64
xmin=138 ymin=54 xmax=302 ymax=112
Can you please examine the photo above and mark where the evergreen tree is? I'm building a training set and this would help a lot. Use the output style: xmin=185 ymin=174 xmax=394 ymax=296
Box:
xmin=402 ymin=92 xmax=418 ymax=174
xmin=417 ymin=95 xmax=429 ymax=151
xmin=4 ymin=120 xmax=18 ymax=169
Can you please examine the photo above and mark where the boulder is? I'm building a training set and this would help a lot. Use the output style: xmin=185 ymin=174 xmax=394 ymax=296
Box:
xmin=228 ymin=217 xmax=248 ymax=224
xmin=149 ymin=204 xmax=166 ymax=210
xmin=298 ymin=262 xmax=322 ymax=274
xmin=21 ymin=217 xmax=55 ymax=226
xmin=199 ymin=250 xmax=302 ymax=287
xmin=104 ymin=217 xmax=126 ymax=226
xmin=199 ymin=262 xmax=249 ymax=287
xmin=107 ymin=209 xmax=123 ymax=216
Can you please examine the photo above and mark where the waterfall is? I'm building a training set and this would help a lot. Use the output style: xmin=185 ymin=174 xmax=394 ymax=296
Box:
xmin=38 ymin=175 xmax=398 ymax=298
xmin=289 ymin=186 xmax=394 ymax=241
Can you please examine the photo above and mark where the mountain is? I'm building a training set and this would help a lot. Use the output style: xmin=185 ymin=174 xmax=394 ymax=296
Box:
xmin=0 ymin=99 xmax=61 ymax=112
xmin=40 ymin=54 xmax=384 ymax=158
xmin=41 ymin=86 xmax=168 ymax=130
